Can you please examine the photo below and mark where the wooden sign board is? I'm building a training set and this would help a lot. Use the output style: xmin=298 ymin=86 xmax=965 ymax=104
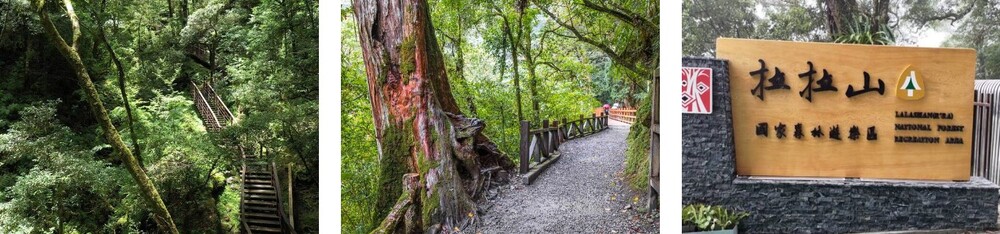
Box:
xmin=716 ymin=38 xmax=976 ymax=181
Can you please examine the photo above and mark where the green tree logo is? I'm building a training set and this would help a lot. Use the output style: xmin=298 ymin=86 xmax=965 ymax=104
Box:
xmin=896 ymin=65 xmax=925 ymax=100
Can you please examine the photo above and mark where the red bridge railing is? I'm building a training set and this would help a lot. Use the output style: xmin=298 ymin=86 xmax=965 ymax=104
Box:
xmin=609 ymin=107 xmax=637 ymax=124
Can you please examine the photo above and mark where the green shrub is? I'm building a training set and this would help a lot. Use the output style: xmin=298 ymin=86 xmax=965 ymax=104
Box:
xmin=623 ymin=98 xmax=651 ymax=190
xmin=682 ymin=204 xmax=749 ymax=231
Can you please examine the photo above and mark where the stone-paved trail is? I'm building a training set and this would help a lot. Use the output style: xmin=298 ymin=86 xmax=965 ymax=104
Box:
xmin=476 ymin=120 xmax=659 ymax=233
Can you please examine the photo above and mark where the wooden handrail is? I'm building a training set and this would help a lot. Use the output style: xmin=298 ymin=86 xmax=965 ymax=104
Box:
xmin=287 ymin=163 xmax=294 ymax=230
xmin=239 ymin=146 xmax=252 ymax=233
xmin=519 ymin=114 xmax=609 ymax=176
xmin=191 ymin=81 xmax=222 ymax=130
xmin=271 ymin=161 xmax=296 ymax=233
xmin=205 ymin=83 xmax=236 ymax=124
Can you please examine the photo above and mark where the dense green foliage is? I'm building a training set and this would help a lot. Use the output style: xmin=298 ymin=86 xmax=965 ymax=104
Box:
xmin=624 ymin=98 xmax=652 ymax=190
xmin=0 ymin=0 xmax=317 ymax=232
xmin=341 ymin=0 xmax=657 ymax=233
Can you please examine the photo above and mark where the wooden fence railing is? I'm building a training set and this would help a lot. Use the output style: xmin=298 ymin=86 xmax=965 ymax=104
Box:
xmin=191 ymin=81 xmax=222 ymax=131
xmin=519 ymin=114 xmax=609 ymax=184
xmin=203 ymin=83 xmax=235 ymax=125
xmin=610 ymin=108 xmax=637 ymax=124
xmin=648 ymin=72 xmax=660 ymax=210
xmin=560 ymin=114 xmax=608 ymax=141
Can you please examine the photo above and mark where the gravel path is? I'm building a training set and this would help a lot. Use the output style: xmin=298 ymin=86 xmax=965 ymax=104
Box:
xmin=476 ymin=120 xmax=659 ymax=233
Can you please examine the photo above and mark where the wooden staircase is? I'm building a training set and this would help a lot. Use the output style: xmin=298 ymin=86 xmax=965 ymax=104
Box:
xmin=241 ymin=150 xmax=292 ymax=233
xmin=190 ymin=81 xmax=294 ymax=233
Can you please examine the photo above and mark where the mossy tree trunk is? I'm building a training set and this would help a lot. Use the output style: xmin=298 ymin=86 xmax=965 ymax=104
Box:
xmin=97 ymin=5 xmax=144 ymax=168
xmin=353 ymin=0 xmax=514 ymax=233
xmin=32 ymin=0 xmax=179 ymax=233
xmin=515 ymin=6 xmax=541 ymax=124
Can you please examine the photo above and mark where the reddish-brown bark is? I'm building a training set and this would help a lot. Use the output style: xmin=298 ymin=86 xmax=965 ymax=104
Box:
xmin=353 ymin=0 xmax=513 ymax=232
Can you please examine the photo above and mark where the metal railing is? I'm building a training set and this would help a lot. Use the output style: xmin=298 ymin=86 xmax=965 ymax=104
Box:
xmin=973 ymin=81 xmax=998 ymax=184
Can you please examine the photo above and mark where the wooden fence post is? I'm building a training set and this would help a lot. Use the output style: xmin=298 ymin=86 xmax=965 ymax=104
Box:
xmin=553 ymin=120 xmax=561 ymax=150
xmin=520 ymin=121 xmax=530 ymax=173
xmin=542 ymin=120 xmax=550 ymax=159
xmin=591 ymin=114 xmax=597 ymax=132
xmin=287 ymin=163 xmax=294 ymax=229
xmin=561 ymin=118 xmax=568 ymax=141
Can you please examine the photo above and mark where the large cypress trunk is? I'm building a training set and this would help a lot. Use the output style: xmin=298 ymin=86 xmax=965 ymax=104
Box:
xmin=352 ymin=0 xmax=513 ymax=232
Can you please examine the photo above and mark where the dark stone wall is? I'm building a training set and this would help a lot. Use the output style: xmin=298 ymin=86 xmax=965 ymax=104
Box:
xmin=682 ymin=57 xmax=1000 ymax=233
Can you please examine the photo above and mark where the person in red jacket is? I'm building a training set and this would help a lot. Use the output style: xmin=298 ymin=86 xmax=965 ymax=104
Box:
xmin=602 ymin=103 xmax=610 ymax=116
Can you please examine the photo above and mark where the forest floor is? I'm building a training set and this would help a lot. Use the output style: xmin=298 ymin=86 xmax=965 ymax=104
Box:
xmin=475 ymin=121 xmax=660 ymax=233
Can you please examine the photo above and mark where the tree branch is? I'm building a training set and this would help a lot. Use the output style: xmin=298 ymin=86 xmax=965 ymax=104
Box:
xmin=581 ymin=0 xmax=656 ymax=33
xmin=534 ymin=2 xmax=619 ymax=59
xmin=62 ymin=0 xmax=80 ymax=50
xmin=534 ymin=1 xmax=645 ymax=76
xmin=97 ymin=9 xmax=144 ymax=168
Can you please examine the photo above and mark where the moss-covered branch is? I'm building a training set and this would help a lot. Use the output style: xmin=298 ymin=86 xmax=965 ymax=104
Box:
xmin=97 ymin=14 xmax=144 ymax=168
xmin=370 ymin=173 xmax=420 ymax=234
xmin=32 ymin=0 xmax=178 ymax=233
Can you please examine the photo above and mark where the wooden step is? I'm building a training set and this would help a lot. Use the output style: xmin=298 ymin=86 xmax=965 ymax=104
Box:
xmin=244 ymin=184 xmax=274 ymax=189
xmin=245 ymin=194 xmax=277 ymax=200
xmin=246 ymin=161 xmax=270 ymax=166
xmin=246 ymin=218 xmax=281 ymax=226
xmin=244 ymin=167 xmax=270 ymax=173
xmin=245 ymin=212 xmax=279 ymax=219
xmin=246 ymin=205 xmax=277 ymax=212
xmin=244 ymin=179 xmax=272 ymax=184
xmin=244 ymin=189 xmax=277 ymax=195
xmin=248 ymin=225 xmax=283 ymax=233
xmin=244 ymin=174 xmax=272 ymax=180
xmin=245 ymin=170 xmax=271 ymax=175
xmin=244 ymin=172 xmax=271 ymax=177
xmin=244 ymin=176 xmax=271 ymax=181
xmin=243 ymin=199 xmax=278 ymax=206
